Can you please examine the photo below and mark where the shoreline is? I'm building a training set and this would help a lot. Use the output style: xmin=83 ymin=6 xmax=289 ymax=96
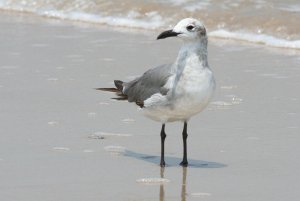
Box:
xmin=1 ymin=9 xmax=300 ymax=51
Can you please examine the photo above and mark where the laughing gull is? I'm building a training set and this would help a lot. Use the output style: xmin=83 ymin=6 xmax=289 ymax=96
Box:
xmin=98 ymin=18 xmax=216 ymax=167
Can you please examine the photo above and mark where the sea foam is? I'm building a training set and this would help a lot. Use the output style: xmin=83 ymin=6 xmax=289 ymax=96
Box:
xmin=1 ymin=0 xmax=300 ymax=50
xmin=209 ymin=29 xmax=300 ymax=50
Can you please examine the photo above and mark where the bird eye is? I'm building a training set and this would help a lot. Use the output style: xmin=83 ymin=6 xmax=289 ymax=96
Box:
xmin=186 ymin=25 xmax=194 ymax=31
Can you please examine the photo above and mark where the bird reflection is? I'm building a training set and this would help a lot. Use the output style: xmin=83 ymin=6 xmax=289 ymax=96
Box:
xmin=159 ymin=167 xmax=187 ymax=201
xmin=159 ymin=167 xmax=165 ymax=201
xmin=181 ymin=167 xmax=187 ymax=201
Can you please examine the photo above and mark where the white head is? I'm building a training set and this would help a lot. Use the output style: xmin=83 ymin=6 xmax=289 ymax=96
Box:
xmin=157 ymin=18 xmax=207 ymax=41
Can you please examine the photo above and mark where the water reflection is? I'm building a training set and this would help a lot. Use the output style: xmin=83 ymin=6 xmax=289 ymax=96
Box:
xmin=159 ymin=167 xmax=165 ymax=201
xmin=159 ymin=167 xmax=187 ymax=201
xmin=125 ymin=150 xmax=225 ymax=200
xmin=181 ymin=167 xmax=187 ymax=201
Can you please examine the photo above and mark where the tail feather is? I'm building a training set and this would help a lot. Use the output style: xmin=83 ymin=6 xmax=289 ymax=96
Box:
xmin=95 ymin=87 xmax=119 ymax=92
xmin=96 ymin=80 xmax=127 ymax=101
xmin=112 ymin=97 xmax=128 ymax=100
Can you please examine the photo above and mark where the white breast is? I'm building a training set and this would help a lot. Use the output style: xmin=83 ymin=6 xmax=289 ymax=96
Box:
xmin=172 ymin=66 xmax=215 ymax=117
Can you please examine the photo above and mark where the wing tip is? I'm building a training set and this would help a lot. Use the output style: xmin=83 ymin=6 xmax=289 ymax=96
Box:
xmin=135 ymin=100 xmax=144 ymax=108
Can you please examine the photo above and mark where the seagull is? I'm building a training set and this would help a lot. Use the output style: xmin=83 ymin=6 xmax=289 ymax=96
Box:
xmin=97 ymin=18 xmax=216 ymax=167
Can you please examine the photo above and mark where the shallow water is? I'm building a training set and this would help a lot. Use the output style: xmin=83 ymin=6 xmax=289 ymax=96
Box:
xmin=0 ymin=0 xmax=300 ymax=49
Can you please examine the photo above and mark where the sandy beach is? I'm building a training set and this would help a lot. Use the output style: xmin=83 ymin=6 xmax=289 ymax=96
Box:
xmin=0 ymin=12 xmax=300 ymax=201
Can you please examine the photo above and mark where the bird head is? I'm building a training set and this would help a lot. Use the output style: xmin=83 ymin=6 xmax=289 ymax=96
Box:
xmin=157 ymin=18 xmax=207 ymax=41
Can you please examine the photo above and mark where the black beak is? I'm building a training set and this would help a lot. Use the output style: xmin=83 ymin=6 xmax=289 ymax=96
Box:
xmin=157 ymin=29 xmax=180 ymax=40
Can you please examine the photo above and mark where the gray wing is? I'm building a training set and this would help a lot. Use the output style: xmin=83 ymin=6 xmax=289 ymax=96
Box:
xmin=123 ymin=64 xmax=173 ymax=102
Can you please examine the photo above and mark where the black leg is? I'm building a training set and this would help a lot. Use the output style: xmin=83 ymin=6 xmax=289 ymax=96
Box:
xmin=180 ymin=121 xmax=188 ymax=166
xmin=160 ymin=124 xmax=166 ymax=167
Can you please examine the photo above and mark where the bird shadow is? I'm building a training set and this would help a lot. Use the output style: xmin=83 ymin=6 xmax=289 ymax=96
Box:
xmin=123 ymin=150 xmax=227 ymax=168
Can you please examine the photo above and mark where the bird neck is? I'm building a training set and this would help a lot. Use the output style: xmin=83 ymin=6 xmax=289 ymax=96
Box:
xmin=170 ymin=38 xmax=209 ymax=97
xmin=176 ymin=38 xmax=208 ymax=68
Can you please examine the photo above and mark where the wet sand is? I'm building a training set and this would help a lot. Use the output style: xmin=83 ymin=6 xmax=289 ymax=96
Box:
xmin=0 ymin=12 xmax=300 ymax=201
